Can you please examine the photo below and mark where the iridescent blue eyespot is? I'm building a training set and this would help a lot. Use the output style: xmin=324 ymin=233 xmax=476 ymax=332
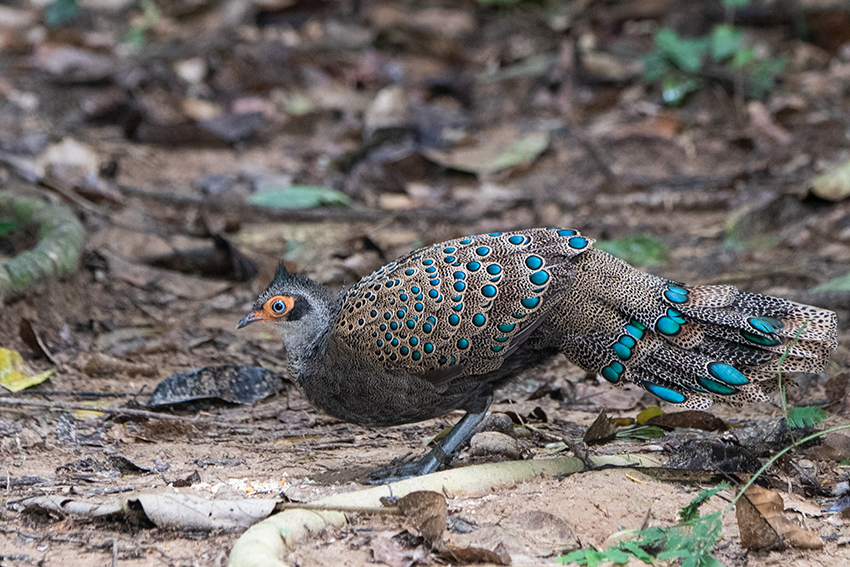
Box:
xmin=449 ymin=314 xmax=460 ymax=325
xmin=409 ymin=337 xmax=419 ymax=346
xmin=521 ymin=297 xmax=540 ymax=309
xmin=400 ymin=346 xmax=408 ymax=355
xmin=557 ymin=229 xmax=576 ymax=237
xmin=498 ymin=323 xmax=515 ymax=333
xmin=748 ymin=316 xmax=784 ymax=334
xmin=406 ymin=320 xmax=415 ymax=329
xmin=476 ymin=246 xmax=490 ymax=256
xmin=467 ymin=261 xmax=481 ymax=272
xmin=454 ymin=281 xmax=466 ymax=292
xmin=430 ymin=278 xmax=440 ymax=286
xmin=457 ymin=339 xmax=469 ymax=349
xmin=491 ymin=345 xmax=504 ymax=352
xmin=741 ymin=331 xmax=782 ymax=346
xmin=667 ymin=309 xmax=686 ymax=323
xmin=460 ymin=239 xmax=472 ymax=245
xmin=412 ymin=351 xmax=421 ymax=360
xmin=386 ymin=281 xmax=394 ymax=288
xmin=423 ymin=323 xmax=433 ymax=333
xmin=424 ymin=343 xmax=434 ymax=353
xmin=482 ymin=285 xmax=497 ymax=297
xmin=445 ymin=256 xmax=456 ymax=263
xmin=487 ymin=264 xmax=502 ymax=275
xmin=664 ymin=285 xmax=688 ymax=304
xmin=453 ymin=304 xmax=463 ymax=312
xmin=644 ymin=383 xmax=686 ymax=404
xmin=508 ymin=235 xmax=524 ymax=245
xmin=489 ymin=232 xmax=501 ymax=236
xmin=444 ymin=247 xmax=456 ymax=253
xmin=405 ymin=269 xmax=415 ymax=276
xmin=529 ymin=271 xmax=549 ymax=285
xmin=411 ymin=286 xmax=420 ymax=294
xmin=390 ymin=322 xmax=398 ymax=330
xmin=383 ymin=312 xmax=391 ymax=320
xmin=601 ymin=361 xmax=624 ymax=383
xmin=426 ymin=266 xmax=436 ymax=274
xmin=414 ymin=303 xmax=423 ymax=312
xmin=625 ymin=322 xmax=645 ymax=339
xmin=613 ymin=343 xmax=631 ymax=360
xmin=708 ymin=362 xmax=749 ymax=385
xmin=568 ymin=237 xmax=588 ymax=249
xmin=696 ymin=376 xmax=737 ymax=395
xmin=525 ymin=255 xmax=543 ymax=270
xmin=370 ymin=310 xmax=378 ymax=317
xmin=453 ymin=271 xmax=465 ymax=280
xmin=399 ymin=294 xmax=408 ymax=301
xmin=473 ymin=314 xmax=486 ymax=326
xmin=429 ymin=290 xmax=439 ymax=298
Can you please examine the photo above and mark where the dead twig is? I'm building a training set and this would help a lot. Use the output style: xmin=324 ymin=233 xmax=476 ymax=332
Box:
xmin=117 ymin=183 xmax=476 ymax=224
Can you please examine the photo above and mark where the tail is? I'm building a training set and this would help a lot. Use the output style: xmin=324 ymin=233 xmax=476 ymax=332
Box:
xmin=549 ymin=249 xmax=838 ymax=409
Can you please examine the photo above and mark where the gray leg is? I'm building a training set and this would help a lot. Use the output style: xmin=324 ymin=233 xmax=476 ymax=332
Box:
xmin=369 ymin=396 xmax=492 ymax=483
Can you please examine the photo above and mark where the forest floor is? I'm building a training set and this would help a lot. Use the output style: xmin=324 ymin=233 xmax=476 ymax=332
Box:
xmin=1 ymin=0 xmax=850 ymax=565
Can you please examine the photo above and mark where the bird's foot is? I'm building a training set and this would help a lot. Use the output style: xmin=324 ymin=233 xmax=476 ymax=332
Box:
xmin=366 ymin=444 xmax=451 ymax=484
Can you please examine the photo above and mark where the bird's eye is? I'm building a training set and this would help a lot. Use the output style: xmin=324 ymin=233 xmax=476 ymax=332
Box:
xmin=272 ymin=300 xmax=286 ymax=313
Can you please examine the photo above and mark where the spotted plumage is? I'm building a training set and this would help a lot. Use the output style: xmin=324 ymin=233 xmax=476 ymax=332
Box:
xmin=238 ymin=228 xmax=838 ymax=476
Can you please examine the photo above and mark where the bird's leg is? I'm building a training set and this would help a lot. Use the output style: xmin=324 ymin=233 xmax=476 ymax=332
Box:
xmin=368 ymin=396 xmax=493 ymax=483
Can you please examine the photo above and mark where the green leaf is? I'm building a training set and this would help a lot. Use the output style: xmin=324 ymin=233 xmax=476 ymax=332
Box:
xmin=615 ymin=424 xmax=666 ymax=441
xmin=0 ymin=220 xmax=18 ymax=237
xmin=730 ymin=46 xmax=756 ymax=68
xmin=662 ymin=74 xmax=702 ymax=106
xmin=710 ymin=25 xmax=744 ymax=61
xmin=787 ymin=406 xmax=827 ymax=428
xmin=749 ymin=56 xmax=786 ymax=99
xmin=557 ymin=549 xmax=589 ymax=564
xmin=680 ymin=485 xmax=727 ymax=524
xmin=812 ymin=270 xmax=850 ymax=292
xmin=655 ymin=29 xmax=707 ymax=73
xmin=601 ymin=548 xmax=633 ymax=563
xmin=619 ymin=540 xmax=654 ymax=563
xmin=45 ymin=0 xmax=80 ymax=27
xmin=248 ymin=186 xmax=352 ymax=209
xmin=596 ymin=235 xmax=668 ymax=267
xmin=642 ymin=51 xmax=670 ymax=82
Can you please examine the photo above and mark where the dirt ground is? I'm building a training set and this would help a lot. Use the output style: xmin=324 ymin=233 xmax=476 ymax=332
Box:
xmin=2 ymin=0 xmax=850 ymax=566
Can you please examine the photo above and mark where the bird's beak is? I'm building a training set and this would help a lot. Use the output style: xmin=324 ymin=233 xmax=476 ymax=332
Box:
xmin=236 ymin=310 xmax=265 ymax=329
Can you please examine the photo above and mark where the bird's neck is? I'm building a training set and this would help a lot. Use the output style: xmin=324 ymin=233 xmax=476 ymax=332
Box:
xmin=278 ymin=287 xmax=341 ymax=386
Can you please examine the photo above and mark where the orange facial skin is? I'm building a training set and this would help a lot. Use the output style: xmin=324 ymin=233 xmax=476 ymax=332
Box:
xmin=236 ymin=295 xmax=295 ymax=328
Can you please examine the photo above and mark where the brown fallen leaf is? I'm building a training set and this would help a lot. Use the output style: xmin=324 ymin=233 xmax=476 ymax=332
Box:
xmin=646 ymin=410 xmax=728 ymax=432
xmin=583 ymin=410 xmax=617 ymax=445
xmin=438 ymin=541 xmax=511 ymax=565
xmin=397 ymin=491 xmax=447 ymax=547
xmin=736 ymin=485 xmax=823 ymax=550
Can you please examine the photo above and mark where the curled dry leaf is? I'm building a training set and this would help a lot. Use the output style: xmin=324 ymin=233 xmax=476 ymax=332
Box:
xmin=736 ymin=485 xmax=823 ymax=550
xmin=397 ymin=491 xmax=447 ymax=547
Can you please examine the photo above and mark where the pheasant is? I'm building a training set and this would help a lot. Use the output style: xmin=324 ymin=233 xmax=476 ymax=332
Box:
xmin=237 ymin=228 xmax=837 ymax=477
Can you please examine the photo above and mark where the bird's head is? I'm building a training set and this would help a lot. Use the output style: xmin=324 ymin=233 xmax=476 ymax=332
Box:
xmin=237 ymin=263 xmax=314 ymax=330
